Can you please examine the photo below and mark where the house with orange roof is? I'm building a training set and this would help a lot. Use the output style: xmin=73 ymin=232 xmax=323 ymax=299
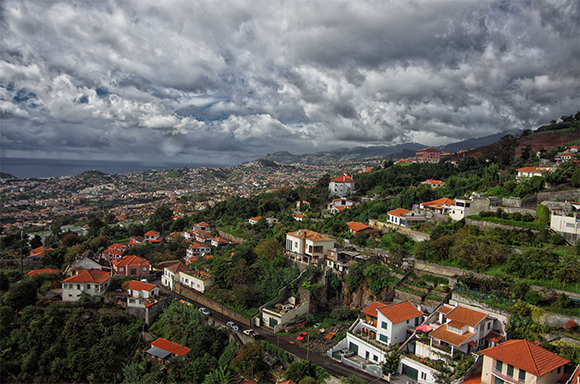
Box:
xmin=144 ymin=230 xmax=160 ymax=241
xmin=421 ymin=179 xmax=446 ymax=189
xmin=346 ymin=221 xmax=375 ymax=235
xmin=291 ymin=213 xmax=305 ymax=221
xmin=146 ymin=338 xmax=191 ymax=363
xmin=101 ymin=246 xmax=123 ymax=262
xmin=325 ymin=246 xmax=367 ymax=274
xmin=387 ymin=208 xmax=426 ymax=227
xmin=62 ymin=269 xmax=111 ymax=302
xmin=331 ymin=301 xmax=423 ymax=368
xmin=128 ymin=236 xmax=144 ymax=246
xmin=111 ymin=255 xmax=150 ymax=277
xmin=516 ymin=166 xmax=554 ymax=180
xmin=186 ymin=243 xmax=212 ymax=260
xmin=126 ymin=280 xmax=160 ymax=309
xmin=26 ymin=268 xmax=61 ymax=278
xmin=328 ymin=197 xmax=355 ymax=212
xmin=285 ymin=229 xmax=335 ymax=267
xmin=296 ymin=200 xmax=310 ymax=211
xmin=329 ymin=175 xmax=356 ymax=198
xmin=69 ymin=251 xmax=111 ymax=274
xmin=420 ymin=197 xmax=456 ymax=215
xmin=192 ymin=229 xmax=213 ymax=244
xmin=192 ymin=221 xmax=212 ymax=231
xmin=248 ymin=216 xmax=262 ymax=226
xmin=480 ymin=339 xmax=570 ymax=384
xmin=416 ymin=303 xmax=504 ymax=359
xmin=27 ymin=246 xmax=50 ymax=262
xmin=211 ymin=236 xmax=229 ymax=248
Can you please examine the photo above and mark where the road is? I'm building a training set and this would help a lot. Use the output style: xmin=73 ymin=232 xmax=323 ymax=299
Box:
xmin=160 ymin=286 xmax=389 ymax=383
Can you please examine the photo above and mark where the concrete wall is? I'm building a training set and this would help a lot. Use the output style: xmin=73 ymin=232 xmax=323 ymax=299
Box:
xmin=126 ymin=296 xmax=171 ymax=325
xmin=370 ymin=219 xmax=431 ymax=242
xmin=174 ymin=282 xmax=251 ymax=326
xmin=538 ymin=190 xmax=580 ymax=203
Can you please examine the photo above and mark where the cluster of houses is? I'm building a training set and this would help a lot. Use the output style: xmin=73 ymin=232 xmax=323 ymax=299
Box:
xmin=328 ymin=298 xmax=573 ymax=383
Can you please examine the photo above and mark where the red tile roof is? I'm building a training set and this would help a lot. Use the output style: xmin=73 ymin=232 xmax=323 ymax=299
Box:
xmin=483 ymin=331 xmax=504 ymax=343
xmin=377 ymin=301 xmax=423 ymax=324
xmin=112 ymin=255 xmax=150 ymax=268
xmin=387 ymin=208 xmax=411 ymax=217
xmin=151 ymin=338 xmax=191 ymax=356
xmin=287 ymin=229 xmax=334 ymax=242
xmin=165 ymin=261 xmax=190 ymax=274
xmin=330 ymin=175 xmax=354 ymax=183
xmin=480 ymin=339 xmax=570 ymax=377
xmin=361 ymin=301 xmax=391 ymax=318
xmin=446 ymin=306 xmax=487 ymax=327
xmin=429 ymin=324 xmax=474 ymax=347
xmin=422 ymin=197 xmax=455 ymax=207
xmin=144 ymin=230 xmax=160 ymax=237
xmin=127 ymin=280 xmax=157 ymax=291
xmin=26 ymin=268 xmax=61 ymax=277
xmin=347 ymin=221 xmax=373 ymax=232
xmin=63 ymin=269 xmax=110 ymax=284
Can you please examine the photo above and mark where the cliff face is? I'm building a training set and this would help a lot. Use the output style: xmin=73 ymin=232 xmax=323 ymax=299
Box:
xmin=342 ymin=276 xmax=388 ymax=309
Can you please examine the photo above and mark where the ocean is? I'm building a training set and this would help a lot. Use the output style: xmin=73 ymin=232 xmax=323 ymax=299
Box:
xmin=0 ymin=157 xmax=220 ymax=179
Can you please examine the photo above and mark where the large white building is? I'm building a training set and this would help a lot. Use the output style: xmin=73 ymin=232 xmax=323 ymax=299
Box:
xmin=329 ymin=175 xmax=356 ymax=198
xmin=285 ymin=229 xmax=335 ymax=266
xmin=62 ymin=269 xmax=111 ymax=302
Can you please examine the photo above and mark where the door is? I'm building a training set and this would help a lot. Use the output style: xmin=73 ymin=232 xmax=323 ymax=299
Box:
xmin=402 ymin=364 xmax=419 ymax=381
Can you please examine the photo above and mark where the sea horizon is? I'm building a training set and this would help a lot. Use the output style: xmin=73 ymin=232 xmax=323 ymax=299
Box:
xmin=0 ymin=157 xmax=228 ymax=179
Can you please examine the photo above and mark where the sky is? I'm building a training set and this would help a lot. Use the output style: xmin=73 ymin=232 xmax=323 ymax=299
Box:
xmin=1 ymin=0 xmax=579 ymax=170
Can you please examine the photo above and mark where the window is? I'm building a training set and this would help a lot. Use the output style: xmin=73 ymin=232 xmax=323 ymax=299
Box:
xmin=496 ymin=360 xmax=503 ymax=372
xmin=379 ymin=334 xmax=389 ymax=343
xmin=86 ymin=284 xmax=91 ymax=290
xmin=313 ymin=246 xmax=323 ymax=253
xmin=130 ymin=268 xmax=136 ymax=275
xmin=119 ymin=267 xmax=124 ymax=272
xmin=421 ymin=372 xmax=427 ymax=380
xmin=507 ymin=365 xmax=514 ymax=377
xmin=518 ymin=370 xmax=525 ymax=382
xmin=77 ymin=284 xmax=81 ymax=290
xmin=494 ymin=378 xmax=505 ymax=384
xmin=142 ymin=267 xmax=147 ymax=271
xmin=373 ymin=355 xmax=378 ymax=361
xmin=366 ymin=351 xmax=369 ymax=360
xmin=557 ymin=367 xmax=561 ymax=374
xmin=129 ymin=299 xmax=135 ymax=303
xmin=487 ymin=322 xmax=491 ymax=330
xmin=381 ymin=321 xmax=388 ymax=330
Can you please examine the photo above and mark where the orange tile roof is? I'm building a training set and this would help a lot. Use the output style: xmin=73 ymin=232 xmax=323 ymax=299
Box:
xmin=422 ymin=197 xmax=455 ymax=207
xmin=26 ymin=268 xmax=61 ymax=277
xmin=189 ymin=243 xmax=211 ymax=249
xmin=330 ymin=175 xmax=354 ymax=183
xmin=151 ymin=338 xmax=191 ymax=356
xmin=249 ymin=216 xmax=262 ymax=222
xmin=109 ymin=243 xmax=126 ymax=249
xmin=461 ymin=375 xmax=481 ymax=384
xmin=127 ymin=280 xmax=157 ymax=291
xmin=144 ymin=230 xmax=160 ymax=237
xmin=112 ymin=255 xmax=150 ymax=268
xmin=287 ymin=229 xmax=334 ymax=242
xmin=424 ymin=179 xmax=445 ymax=184
xmin=438 ymin=304 xmax=454 ymax=314
xmin=429 ymin=324 xmax=474 ymax=347
xmin=516 ymin=167 xmax=549 ymax=172
xmin=483 ymin=331 xmax=504 ymax=343
xmin=387 ymin=208 xmax=411 ymax=217
xmin=480 ymin=339 xmax=569 ymax=377
xmin=347 ymin=221 xmax=373 ymax=232
xmin=166 ymin=261 xmax=190 ymax=274
xmin=63 ymin=269 xmax=110 ymax=284
xmin=377 ymin=301 xmax=423 ymax=324
xmin=446 ymin=306 xmax=487 ymax=327
xmin=361 ymin=301 xmax=392 ymax=318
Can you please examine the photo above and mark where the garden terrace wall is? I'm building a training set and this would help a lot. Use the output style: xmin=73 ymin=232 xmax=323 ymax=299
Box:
xmin=464 ymin=218 xmax=541 ymax=233
xmin=175 ymin=282 xmax=251 ymax=326
xmin=369 ymin=219 xmax=431 ymax=242
xmin=217 ymin=230 xmax=245 ymax=245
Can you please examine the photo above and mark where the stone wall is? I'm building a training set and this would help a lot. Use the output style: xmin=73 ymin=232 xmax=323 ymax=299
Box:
xmin=175 ymin=282 xmax=251 ymax=326
xmin=369 ymin=219 xmax=431 ymax=242
xmin=538 ymin=190 xmax=580 ymax=204
xmin=217 ymin=230 xmax=245 ymax=245
xmin=465 ymin=218 xmax=541 ymax=234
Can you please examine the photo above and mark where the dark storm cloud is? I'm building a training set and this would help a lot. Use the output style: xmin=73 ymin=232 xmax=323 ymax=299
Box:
xmin=1 ymin=0 xmax=578 ymax=165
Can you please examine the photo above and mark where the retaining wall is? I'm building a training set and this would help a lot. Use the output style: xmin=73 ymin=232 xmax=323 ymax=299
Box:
xmin=369 ymin=219 xmax=431 ymax=242
xmin=174 ymin=282 xmax=251 ymax=326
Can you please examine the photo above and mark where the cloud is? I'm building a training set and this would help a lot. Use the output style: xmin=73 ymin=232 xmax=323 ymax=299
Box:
xmin=0 ymin=0 xmax=578 ymax=170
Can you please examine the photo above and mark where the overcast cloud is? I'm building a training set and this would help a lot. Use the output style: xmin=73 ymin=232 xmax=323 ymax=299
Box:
xmin=1 ymin=0 xmax=579 ymax=168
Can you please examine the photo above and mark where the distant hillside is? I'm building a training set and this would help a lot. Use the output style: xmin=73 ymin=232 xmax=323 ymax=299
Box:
xmin=0 ymin=172 xmax=18 ymax=180
xmin=440 ymin=130 xmax=523 ymax=154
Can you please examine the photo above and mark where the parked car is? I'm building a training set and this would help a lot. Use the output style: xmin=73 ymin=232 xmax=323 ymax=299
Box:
xmin=199 ymin=307 xmax=211 ymax=316
xmin=243 ymin=329 xmax=258 ymax=338
xmin=297 ymin=331 xmax=308 ymax=341
xmin=226 ymin=321 xmax=239 ymax=332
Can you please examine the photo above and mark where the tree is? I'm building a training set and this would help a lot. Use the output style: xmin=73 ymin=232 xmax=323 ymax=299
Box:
xmin=61 ymin=232 xmax=82 ymax=248
xmin=3 ymin=280 xmax=37 ymax=309
xmin=382 ymin=345 xmax=401 ymax=375
xmin=202 ymin=365 xmax=235 ymax=384
xmin=484 ymin=134 xmax=519 ymax=166
xmin=536 ymin=204 xmax=551 ymax=225
xmin=232 ymin=342 xmax=266 ymax=379
xmin=285 ymin=360 xmax=329 ymax=384
xmin=571 ymin=168 xmax=580 ymax=188
xmin=30 ymin=234 xmax=43 ymax=249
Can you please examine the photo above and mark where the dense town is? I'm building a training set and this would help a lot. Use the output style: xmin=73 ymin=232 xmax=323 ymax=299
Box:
xmin=1 ymin=119 xmax=580 ymax=384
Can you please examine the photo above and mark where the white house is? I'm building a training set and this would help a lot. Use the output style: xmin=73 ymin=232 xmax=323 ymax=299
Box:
xmin=418 ymin=304 xmax=503 ymax=359
xmin=285 ymin=229 xmax=335 ymax=266
xmin=515 ymin=166 xmax=554 ymax=180
xmin=179 ymin=270 xmax=213 ymax=293
xmin=62 ymin=269 xmax=111 ymax=302
xmin=342 ymin=301 xmax=423 ymax=365
xmin=448 ymin=198 xmax=490 ymax=221
xmin=387 ymin=208 xmax=427 ymax=227
xmin=161 ymin=261 xmax=190 ymax=291
xmin=126 ymin=280 xmax=160 ymax=308
xmin=551 ymin=211 xmax=580 ymax=242
xmin=329 ymin=175 xmax=356 ymax=198
xmin=328 ymin=198 xmax=355 ymax=211
xmin=186 ymin=243 xmax=212 ymax=259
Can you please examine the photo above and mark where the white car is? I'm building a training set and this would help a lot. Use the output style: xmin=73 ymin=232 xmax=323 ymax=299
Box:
xmin=199 ymin=307 xmax=211 ymax=316
xmin=243 ymin=329 xmax=258 ymax=338
xmin=226 ymin=321 xmax=239 ymax=332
